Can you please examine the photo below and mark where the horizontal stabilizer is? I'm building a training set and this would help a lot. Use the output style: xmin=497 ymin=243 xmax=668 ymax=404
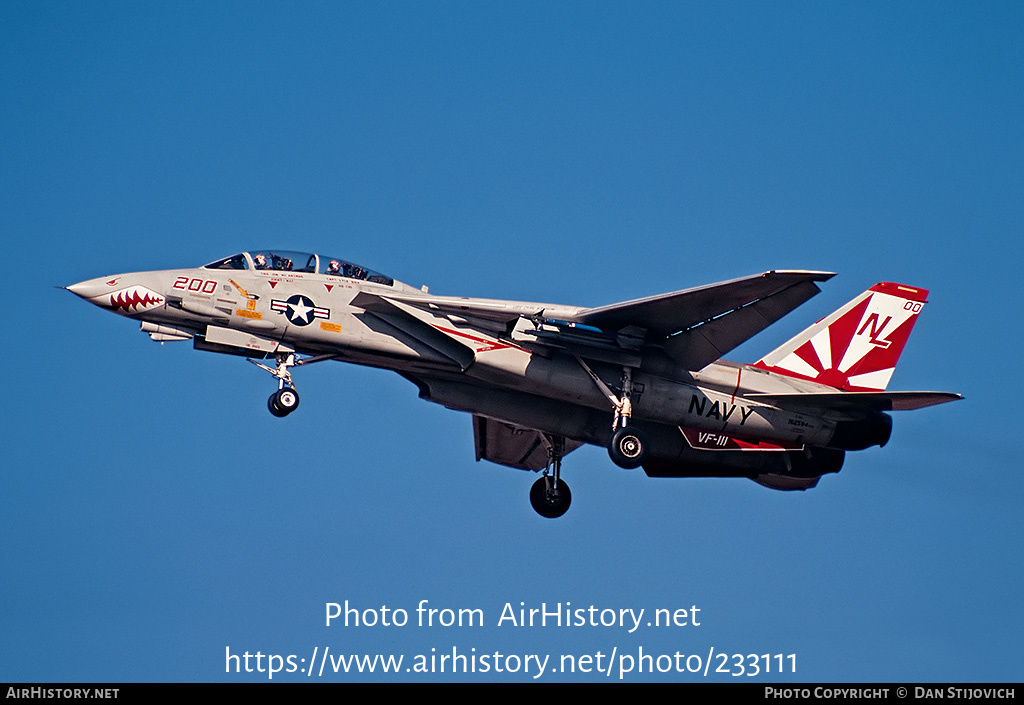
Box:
xmin=749 ymin=391 xmax=963 ymax=413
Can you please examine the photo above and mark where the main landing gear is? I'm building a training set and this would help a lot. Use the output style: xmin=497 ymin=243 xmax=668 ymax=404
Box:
xmin=576 ymin=358 xmax=649 ymax=470
xmin=530 ymin=436 xmax=571 ymax=519
xmin=528 ymin=362 xmax=652 ymax=518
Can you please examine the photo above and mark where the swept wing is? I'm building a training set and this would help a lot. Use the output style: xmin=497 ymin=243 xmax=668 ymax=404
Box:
xmin=352 ymin=270 xmax=835 ymax=372
xmin=571 ymin=270 xmax=835 ymax=336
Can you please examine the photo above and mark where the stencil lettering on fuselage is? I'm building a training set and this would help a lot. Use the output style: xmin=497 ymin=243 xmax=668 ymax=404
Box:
xmin=687 ymin=393 xmax=753 ymax=425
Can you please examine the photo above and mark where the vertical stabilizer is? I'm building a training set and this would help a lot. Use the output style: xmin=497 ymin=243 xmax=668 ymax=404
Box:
xmin=753 ymin=282 xmax=928 ymax=392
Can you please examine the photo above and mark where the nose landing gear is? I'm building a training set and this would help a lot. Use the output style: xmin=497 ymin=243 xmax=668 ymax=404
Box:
xmin=249 ymin=352 xmax=301 ymax=417
xmin=249 ymin=351 xmax=337 ymax=417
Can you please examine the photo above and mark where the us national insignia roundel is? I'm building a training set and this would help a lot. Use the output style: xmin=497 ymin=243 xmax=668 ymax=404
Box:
xmin=270 ymin=294 xmax=330 ymax=326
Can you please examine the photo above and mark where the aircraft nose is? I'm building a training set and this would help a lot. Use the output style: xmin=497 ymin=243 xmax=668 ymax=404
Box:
xmin=66 ymin=276 xmax=116 ymax=302
xmin=66 ymin=274 xmax=168 ymax=315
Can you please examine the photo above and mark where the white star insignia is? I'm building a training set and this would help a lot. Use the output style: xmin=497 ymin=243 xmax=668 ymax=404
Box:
xmin=288 ymin=299 xmax=313 ymax=324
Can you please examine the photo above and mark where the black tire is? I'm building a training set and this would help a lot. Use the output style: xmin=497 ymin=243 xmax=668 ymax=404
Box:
xmin=268 ymin=393 xmax=288 ymax=417
xmin=274 ymin=388 xmax=300 ymax=413
xmin=608 ymin=426 xmax=647 ymax=469
xmin=529 ymin=477 xmax=572 ymax=519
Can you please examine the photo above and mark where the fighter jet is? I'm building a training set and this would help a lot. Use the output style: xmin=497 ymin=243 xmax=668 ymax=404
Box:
xmin=67 ymin=250 xmax=961 ymax=517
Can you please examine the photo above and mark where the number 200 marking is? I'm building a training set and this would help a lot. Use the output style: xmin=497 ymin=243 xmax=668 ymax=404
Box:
xmin=173 ymin=277 xmax=217 ymax=294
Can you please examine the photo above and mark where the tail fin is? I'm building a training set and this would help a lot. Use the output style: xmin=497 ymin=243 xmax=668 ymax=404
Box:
xmin=753 ymin=282 xmax=928 ymax=392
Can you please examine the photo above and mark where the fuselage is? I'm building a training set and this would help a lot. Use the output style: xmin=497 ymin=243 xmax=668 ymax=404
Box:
xmin=67 ymin=250 xmax=875 ymax=458
xmin=68 ymin=251 xmax=962 ymax=515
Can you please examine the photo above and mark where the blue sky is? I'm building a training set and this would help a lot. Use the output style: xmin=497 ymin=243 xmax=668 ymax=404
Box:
xmin=2 ymin=1 xmax=1021 ymax=682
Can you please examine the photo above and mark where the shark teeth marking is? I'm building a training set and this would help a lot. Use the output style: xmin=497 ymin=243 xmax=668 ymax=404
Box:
xmin=108 ymin=286 xmax=165 ymax=313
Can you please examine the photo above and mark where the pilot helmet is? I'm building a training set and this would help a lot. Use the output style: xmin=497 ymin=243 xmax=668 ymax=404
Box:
xmin=254 ymin=254 xmax=267 ymax=267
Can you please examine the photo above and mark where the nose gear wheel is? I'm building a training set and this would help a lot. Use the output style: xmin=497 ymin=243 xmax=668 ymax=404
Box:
xmin=268 ymin=387 xmax=300 ymax=417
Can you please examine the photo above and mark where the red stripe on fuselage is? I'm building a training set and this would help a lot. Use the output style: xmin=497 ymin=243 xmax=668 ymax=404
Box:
xmin=431 ymin=325 xmax=519 ymax=353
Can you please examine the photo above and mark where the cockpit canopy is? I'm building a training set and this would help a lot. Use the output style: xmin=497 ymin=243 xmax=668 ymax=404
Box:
xmin=204 ymin=250 xmax=394 ymax=286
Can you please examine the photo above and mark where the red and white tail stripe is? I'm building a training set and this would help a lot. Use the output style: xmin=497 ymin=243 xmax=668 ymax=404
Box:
xmin=753 ymin=282 xmax=928 ymax=392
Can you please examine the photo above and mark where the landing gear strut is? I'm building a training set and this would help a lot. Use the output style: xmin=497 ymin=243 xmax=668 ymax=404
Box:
xmin=529 ymin=436 xmax=571 ymax=518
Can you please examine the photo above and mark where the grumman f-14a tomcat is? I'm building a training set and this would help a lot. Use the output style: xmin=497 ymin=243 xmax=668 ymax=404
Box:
xmin=67 ymin=250 xmax=961 ymax=518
